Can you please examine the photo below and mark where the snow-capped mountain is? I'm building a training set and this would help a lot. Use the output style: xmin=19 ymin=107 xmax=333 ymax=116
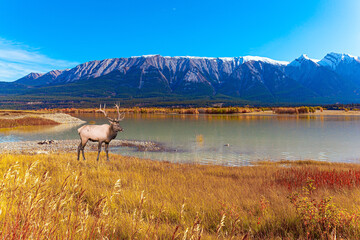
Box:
xmin=286 ymin=54 xmax=356 ymax=98
xmin=318 ymin=52 xmax=360 ymax=70
xmin=318 ymin=52 xmax=360 ymax=87
xmin=2 ymin=53 xmax=360 ymax=104
xmin=287 ymin=54 xmax=319 ymax=68
xmin=15 ymin=55 xmax=289 ymax=87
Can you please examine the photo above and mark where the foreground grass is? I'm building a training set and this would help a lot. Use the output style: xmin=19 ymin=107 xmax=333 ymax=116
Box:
xmin=0 ymin=153 xmax=360 ymax=239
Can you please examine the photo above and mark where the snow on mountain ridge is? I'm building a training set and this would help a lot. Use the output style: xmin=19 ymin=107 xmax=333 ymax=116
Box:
xmin=44 ymin=55 xmax=288 ymax=84
xmin=241 ymin=56 xmax=289 ymax=66
xmin=129 ymin=55 xmax=289 ymax=65
xmin=288 ymin=54 xmax=320 ymax=67
xmin=318 ymin=52 xmax=360 ymax=70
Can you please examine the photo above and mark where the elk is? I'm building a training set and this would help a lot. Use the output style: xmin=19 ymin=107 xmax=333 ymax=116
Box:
xmin=77 ymin=104 xmax=125 ymax=161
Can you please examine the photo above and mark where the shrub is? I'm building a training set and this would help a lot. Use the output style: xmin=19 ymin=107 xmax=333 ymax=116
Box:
xmin=273 ymin=107 xmax=298 ymax=114
xmin=273 ymin=107 xmax=317 ymax=114
xmin=297 ymin=106 xmax=310 ymax=114
xmin=309 ymin=107 xmax=316 ymax=113
xmin=288 ymin=179 xmax=360 ymax=239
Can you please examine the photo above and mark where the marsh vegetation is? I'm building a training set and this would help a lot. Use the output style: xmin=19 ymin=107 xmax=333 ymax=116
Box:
xmin=0 ymin=153 xmax=360 ymax=239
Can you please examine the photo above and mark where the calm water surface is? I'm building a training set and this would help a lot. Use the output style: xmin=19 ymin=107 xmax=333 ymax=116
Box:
xmin=1 ymin=113 xmax=360 ymax=166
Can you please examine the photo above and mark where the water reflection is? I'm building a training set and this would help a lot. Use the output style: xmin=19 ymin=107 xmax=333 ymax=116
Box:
xmin=1 ymin=113 xmax=360 ymax=166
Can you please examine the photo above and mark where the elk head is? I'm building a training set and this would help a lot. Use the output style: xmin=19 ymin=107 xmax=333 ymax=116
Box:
xmin=98 ymin=103 xmax=125 ymax=132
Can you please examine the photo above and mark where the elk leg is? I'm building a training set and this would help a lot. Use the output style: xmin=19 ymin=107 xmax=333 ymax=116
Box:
xmin=96 ymin=142 xmax=102 ymax=161
xmin=105 ymin=143 xmax=109 ymax=161
xmin=79 ymin=139 xmax=87 ymax=161
xmin=77 ymin=142 xmax=81 ymax=160
xmin=78 ymin=141 xmax=86 ymax=160
xmin=81 ymin=146 xmax=86 ymax=161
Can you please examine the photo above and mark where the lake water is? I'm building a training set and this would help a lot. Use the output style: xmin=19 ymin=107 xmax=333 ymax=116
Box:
xmin=1 ymin=113 xmax=360 ymax=166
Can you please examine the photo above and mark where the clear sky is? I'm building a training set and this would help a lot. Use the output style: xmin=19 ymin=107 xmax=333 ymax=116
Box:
xmin=0 ymin=0 xmax=360 ymax=81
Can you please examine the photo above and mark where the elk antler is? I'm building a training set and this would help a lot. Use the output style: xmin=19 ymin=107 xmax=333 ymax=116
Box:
xmin=99 ymin=104 xmax=115 ymax=121
xmin=115 ymin=103 xmax=125 ymax=121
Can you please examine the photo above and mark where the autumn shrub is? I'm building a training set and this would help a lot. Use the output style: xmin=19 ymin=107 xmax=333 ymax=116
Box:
xmin=315 ymin=106 xmax=324 ymax=112
xmin=288 ymin=179 xmax=360 ymax=239
xmin=273 ymin=107 xmax=298 ymax=114
xmin=273 ymin=107 xmax=316 ymax=114
xmin=309 ymin=107 xmax=316 ymax=113
xmin=297 ymin=106 xmax=310 ymax=114
xmin=200 ymin=107 xmax=253 ymax=114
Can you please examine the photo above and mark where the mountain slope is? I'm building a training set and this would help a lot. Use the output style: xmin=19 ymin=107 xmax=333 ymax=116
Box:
xmin=1 ymin=53 xmax=360 ymax=105
xmin=220 ymin=60 xmax=315 ymax=102
xmin=16 ymin=73 xmax=44 ymax=86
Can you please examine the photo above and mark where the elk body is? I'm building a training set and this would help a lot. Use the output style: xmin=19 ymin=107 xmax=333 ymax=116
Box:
xmin=77 ymin=104 xmax=124 ymax=161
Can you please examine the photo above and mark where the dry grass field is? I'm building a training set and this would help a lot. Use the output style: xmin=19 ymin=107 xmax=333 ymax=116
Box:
xmin=0 ymin=153 xmax=360 ymax=239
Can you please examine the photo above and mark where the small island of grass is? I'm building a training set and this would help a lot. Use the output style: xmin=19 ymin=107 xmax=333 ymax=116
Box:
xmin=0 ymin=110 xmax=85 ymax=129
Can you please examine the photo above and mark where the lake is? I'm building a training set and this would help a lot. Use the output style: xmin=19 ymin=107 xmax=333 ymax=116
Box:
xmin=1 ymin=113 xmax=360 ymax=166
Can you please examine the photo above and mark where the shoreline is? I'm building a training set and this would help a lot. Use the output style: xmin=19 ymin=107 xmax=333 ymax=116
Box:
xmin=245 ymin=109 xmax=360 ymax=116
xmin=0 ymin=139 xmax=167 ymax=154
xmin=2 ymin=139 xmax=359 ymax=167
xmin=3 ymin=109 xmax=360 ymax=119
xmin=72 ymin=109 xmax=360 ymax=116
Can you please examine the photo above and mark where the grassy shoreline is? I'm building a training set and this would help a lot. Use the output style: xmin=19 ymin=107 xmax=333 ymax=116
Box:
xmin=1 ymin=152 xmax=360 ymax=239
xmin=39 ymin=107 xmax=360 ymax=116
xmin=2 ymin=108 xmax=360 ymax=122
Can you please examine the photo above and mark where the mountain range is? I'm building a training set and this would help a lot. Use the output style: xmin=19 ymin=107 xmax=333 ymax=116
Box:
xmin=2 ymin=52 xmax=360 ymax=106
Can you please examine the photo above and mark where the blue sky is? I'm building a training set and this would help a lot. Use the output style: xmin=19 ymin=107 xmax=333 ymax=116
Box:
xmin=0 ymin=0 xmax=360 ymax=81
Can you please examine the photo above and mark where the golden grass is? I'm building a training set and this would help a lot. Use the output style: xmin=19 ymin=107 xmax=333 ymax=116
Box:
xmin=254 ymin=159 xmax=333 ymax=166
xmin=0 ymin=117 xmax=59 ymax=129
xmin=0 ymin=153 xmax=360 ymax=239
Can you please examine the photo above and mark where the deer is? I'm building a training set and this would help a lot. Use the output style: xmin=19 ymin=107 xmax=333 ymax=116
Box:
xmin=77 ymin=104 xmax=125 ymax=161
